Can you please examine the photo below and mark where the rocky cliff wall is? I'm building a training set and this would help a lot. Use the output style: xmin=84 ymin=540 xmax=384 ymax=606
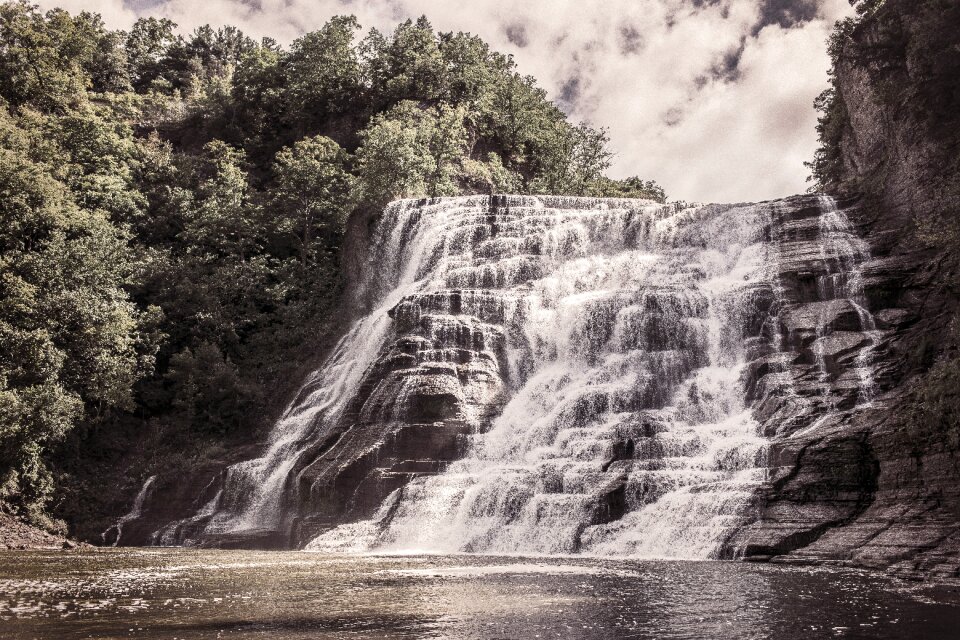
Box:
xmin=729 ymin=2 xmax=960 ymax=579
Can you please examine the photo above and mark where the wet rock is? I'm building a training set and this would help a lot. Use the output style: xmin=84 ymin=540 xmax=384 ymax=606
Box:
xmin=781 ymin=300 xmax=865 ymax=346
xmin=795 ymin=332 xmax=870 ymax=374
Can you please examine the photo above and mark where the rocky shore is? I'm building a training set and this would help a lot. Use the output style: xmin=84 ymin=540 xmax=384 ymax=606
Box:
xmin=0 ymin=512 xmax=83 ymax=551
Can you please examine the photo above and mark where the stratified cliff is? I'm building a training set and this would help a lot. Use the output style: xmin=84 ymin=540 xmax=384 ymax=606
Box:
xmin=730 ymin=0 xmax=960 ymax=579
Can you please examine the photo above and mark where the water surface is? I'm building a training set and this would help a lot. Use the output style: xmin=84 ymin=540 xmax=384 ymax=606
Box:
xmin=1 ymin=550 xmax=957 ymax=639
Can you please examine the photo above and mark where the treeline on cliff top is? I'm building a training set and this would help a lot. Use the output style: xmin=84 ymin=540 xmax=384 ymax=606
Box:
xmin=0 ymin=0 xmax=666 ymax=534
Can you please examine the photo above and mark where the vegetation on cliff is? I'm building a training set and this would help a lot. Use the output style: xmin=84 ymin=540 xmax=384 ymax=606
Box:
xmin=0 ymin=1 xmax=665 ymax=535
xmin=809 ymin=0 xmax=960 ymax=201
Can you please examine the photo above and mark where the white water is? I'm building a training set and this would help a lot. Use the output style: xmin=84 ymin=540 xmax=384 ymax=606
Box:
xmin=814 ymin=196 xmax=880 ymax=407
xmin=104 ymin=475 xmax=156 ymax=546
xmin=302 ymin=196 xmax=778 ymax=558
xmin=160 ymin=198 xmax=460 ymax=541
xmin=145 ymin=194 xmax=881 ymax=557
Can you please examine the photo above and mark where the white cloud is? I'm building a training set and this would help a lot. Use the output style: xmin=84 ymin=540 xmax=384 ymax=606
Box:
xmin=36 ymin=0 xmax=854 ymax=203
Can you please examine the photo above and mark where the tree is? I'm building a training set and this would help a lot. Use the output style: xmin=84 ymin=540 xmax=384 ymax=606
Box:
xmin=228 ymin=41 xmax=285 ymax=156
xmin=363 ymin=17 xmax=447 ymax=107
xmin=0 ymin=119 xmax=147 ymax=521
xmin=597 ymin=176 xmax=667 ymax=203
xmin=284 ymin=16 xmax=363 ymax=135
xmin=0 ymin=2 xmax=89 ymax=111
xmin=424 ymin=103 xmax=469 ymax=197
xmin=125 ymin=17 xmax=179 ymax=92
xmin=182 ymin=140 xmax=260 ymax=260
xmin=530 ymin=122 xmax=613 ymax=196
xmin=269 ymin=135 xmax=355 ymax=269
xmin=354 ymin=101 xmax=469 ymax=202
xmin=355 ymin=102 xmax=431 ymax=203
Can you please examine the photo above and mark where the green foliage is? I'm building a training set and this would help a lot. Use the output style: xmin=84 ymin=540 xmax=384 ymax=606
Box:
xmin=364 ymin=17 xmax=447 ymax=107
xmin=284 ymin=16 xmax=363 ymax=134
xmin=0 ymin=105 xmax=149 ymax=518
xmin=529 ymin=123 xmax=613 ymax=196
xmin=269 ymin=135 xmax=355 ymax=268
xmin=125 ymin=17 xmax=178 ymax=91
xmin=356 ymin=101 xmax=470 ymax=202
xmin=0 ymin=1 xmax=665 ymax=534
xmin=0 ymin=2 xmax=88 ymax=111
xmin=596 ymin=176 xmax=668 ymax=203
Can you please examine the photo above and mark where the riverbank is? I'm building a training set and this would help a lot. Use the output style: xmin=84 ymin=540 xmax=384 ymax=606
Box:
xmin=0 ymin=512 xmax=83 ymax=550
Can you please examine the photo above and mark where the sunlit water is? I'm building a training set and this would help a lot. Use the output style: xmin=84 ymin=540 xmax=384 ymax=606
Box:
xmin=2 ymin=550 xmax=958 ymax=639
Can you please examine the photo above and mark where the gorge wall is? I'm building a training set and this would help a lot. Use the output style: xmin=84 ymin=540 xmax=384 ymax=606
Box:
xmin=729 ymin=0 xmax=960 ymax=579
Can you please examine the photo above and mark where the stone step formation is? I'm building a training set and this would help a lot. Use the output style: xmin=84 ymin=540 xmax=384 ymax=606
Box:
xmin=113 ymin=194 xmax=893 ymax=558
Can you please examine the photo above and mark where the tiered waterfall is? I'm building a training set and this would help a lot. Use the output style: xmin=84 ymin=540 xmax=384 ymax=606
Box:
xmin=123 ymin=195 xmax=880 ymax=557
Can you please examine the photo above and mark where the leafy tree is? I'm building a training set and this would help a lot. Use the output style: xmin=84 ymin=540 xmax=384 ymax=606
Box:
xmin=0 ymin=2 xmax=88 ymax=111
xmin=125 ymin=17 xmax=179 ymax=92
xmin=364 ymin=17 xmax=447 ymax=107
xmin=228 ymin=41 xmax=285 ymax=157
xmin=531 ymin=123 xmax=613 ymax=196
xmin=269 ymin=135 xmax=355 ymax=269
xmin=284 ymin=16 xmax=363 ymax=135
xmin=437 ymin=32 xmax=503 ymax=108
xmin=0 ymin=114 xmax=147 ymax=521
xmin=355 ymin=101 xmax=469 ymax=201
xmin=597 ymin=176 xmax=667 ymax=203
xmin=355 ymin=102 xmax=431 ymax=203
xmin=182 ymin=141 xmax=260 ymax=260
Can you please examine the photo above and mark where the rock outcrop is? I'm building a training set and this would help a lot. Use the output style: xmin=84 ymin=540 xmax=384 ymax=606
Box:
xmin=730 ymin=194 xmax=960 ymax=579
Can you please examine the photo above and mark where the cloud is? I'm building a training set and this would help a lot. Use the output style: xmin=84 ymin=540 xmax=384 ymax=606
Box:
xmin=36 ymin=0 xmax=854 ymax=203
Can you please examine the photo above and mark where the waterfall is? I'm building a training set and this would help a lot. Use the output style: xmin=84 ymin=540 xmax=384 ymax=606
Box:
xmin=103 ymin=475 xmax=156 ymax=546
xmin=815 ymin=196 xmax=879 ymax=405
xmin=156 ymin=198 xmax=456 ymax=543
xmin=301 ymin=196 xmax=776 ymax=557
xmin=151 ymin=194 xmax=881 ymax=557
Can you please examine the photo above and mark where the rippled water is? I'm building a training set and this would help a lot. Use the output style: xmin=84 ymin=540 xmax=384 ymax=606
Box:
xmin=1 ymin=550 xmax=958 ymax=639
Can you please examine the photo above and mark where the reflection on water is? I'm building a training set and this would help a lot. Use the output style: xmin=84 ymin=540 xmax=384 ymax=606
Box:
xmin=0 ymin=550 xmax=957 ymax=639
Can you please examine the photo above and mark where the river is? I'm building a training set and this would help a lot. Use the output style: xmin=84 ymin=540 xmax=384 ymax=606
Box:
xmin=1 ymin=550 xmax=958 ymax=639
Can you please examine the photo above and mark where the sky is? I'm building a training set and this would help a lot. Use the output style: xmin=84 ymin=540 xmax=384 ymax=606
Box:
xmin=38 ymin=0 xmax=855 ymax=203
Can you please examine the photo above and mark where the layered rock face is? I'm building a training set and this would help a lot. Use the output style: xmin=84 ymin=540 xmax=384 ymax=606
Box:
xmin=114 ymin=193 xmax=937 ymax=565
xmin=729 ymin=1 xmax=960 ymax=579
xmin=729 ymin=192 xmax=960 ymax=578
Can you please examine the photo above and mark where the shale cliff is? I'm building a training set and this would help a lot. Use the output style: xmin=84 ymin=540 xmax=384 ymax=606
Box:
xmin=730 ymin=0 xmax=960 ymax=579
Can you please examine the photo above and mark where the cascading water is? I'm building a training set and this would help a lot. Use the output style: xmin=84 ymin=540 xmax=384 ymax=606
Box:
xmin=140 ymin=194 xmax=882 ymax=557
xmin=814 ymin=196 xmax=880 ymax=405
xmin=103 ymin=475 xmax=156 ymax=546
xmin=299 ymin=196 xmax=778 ymax=558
